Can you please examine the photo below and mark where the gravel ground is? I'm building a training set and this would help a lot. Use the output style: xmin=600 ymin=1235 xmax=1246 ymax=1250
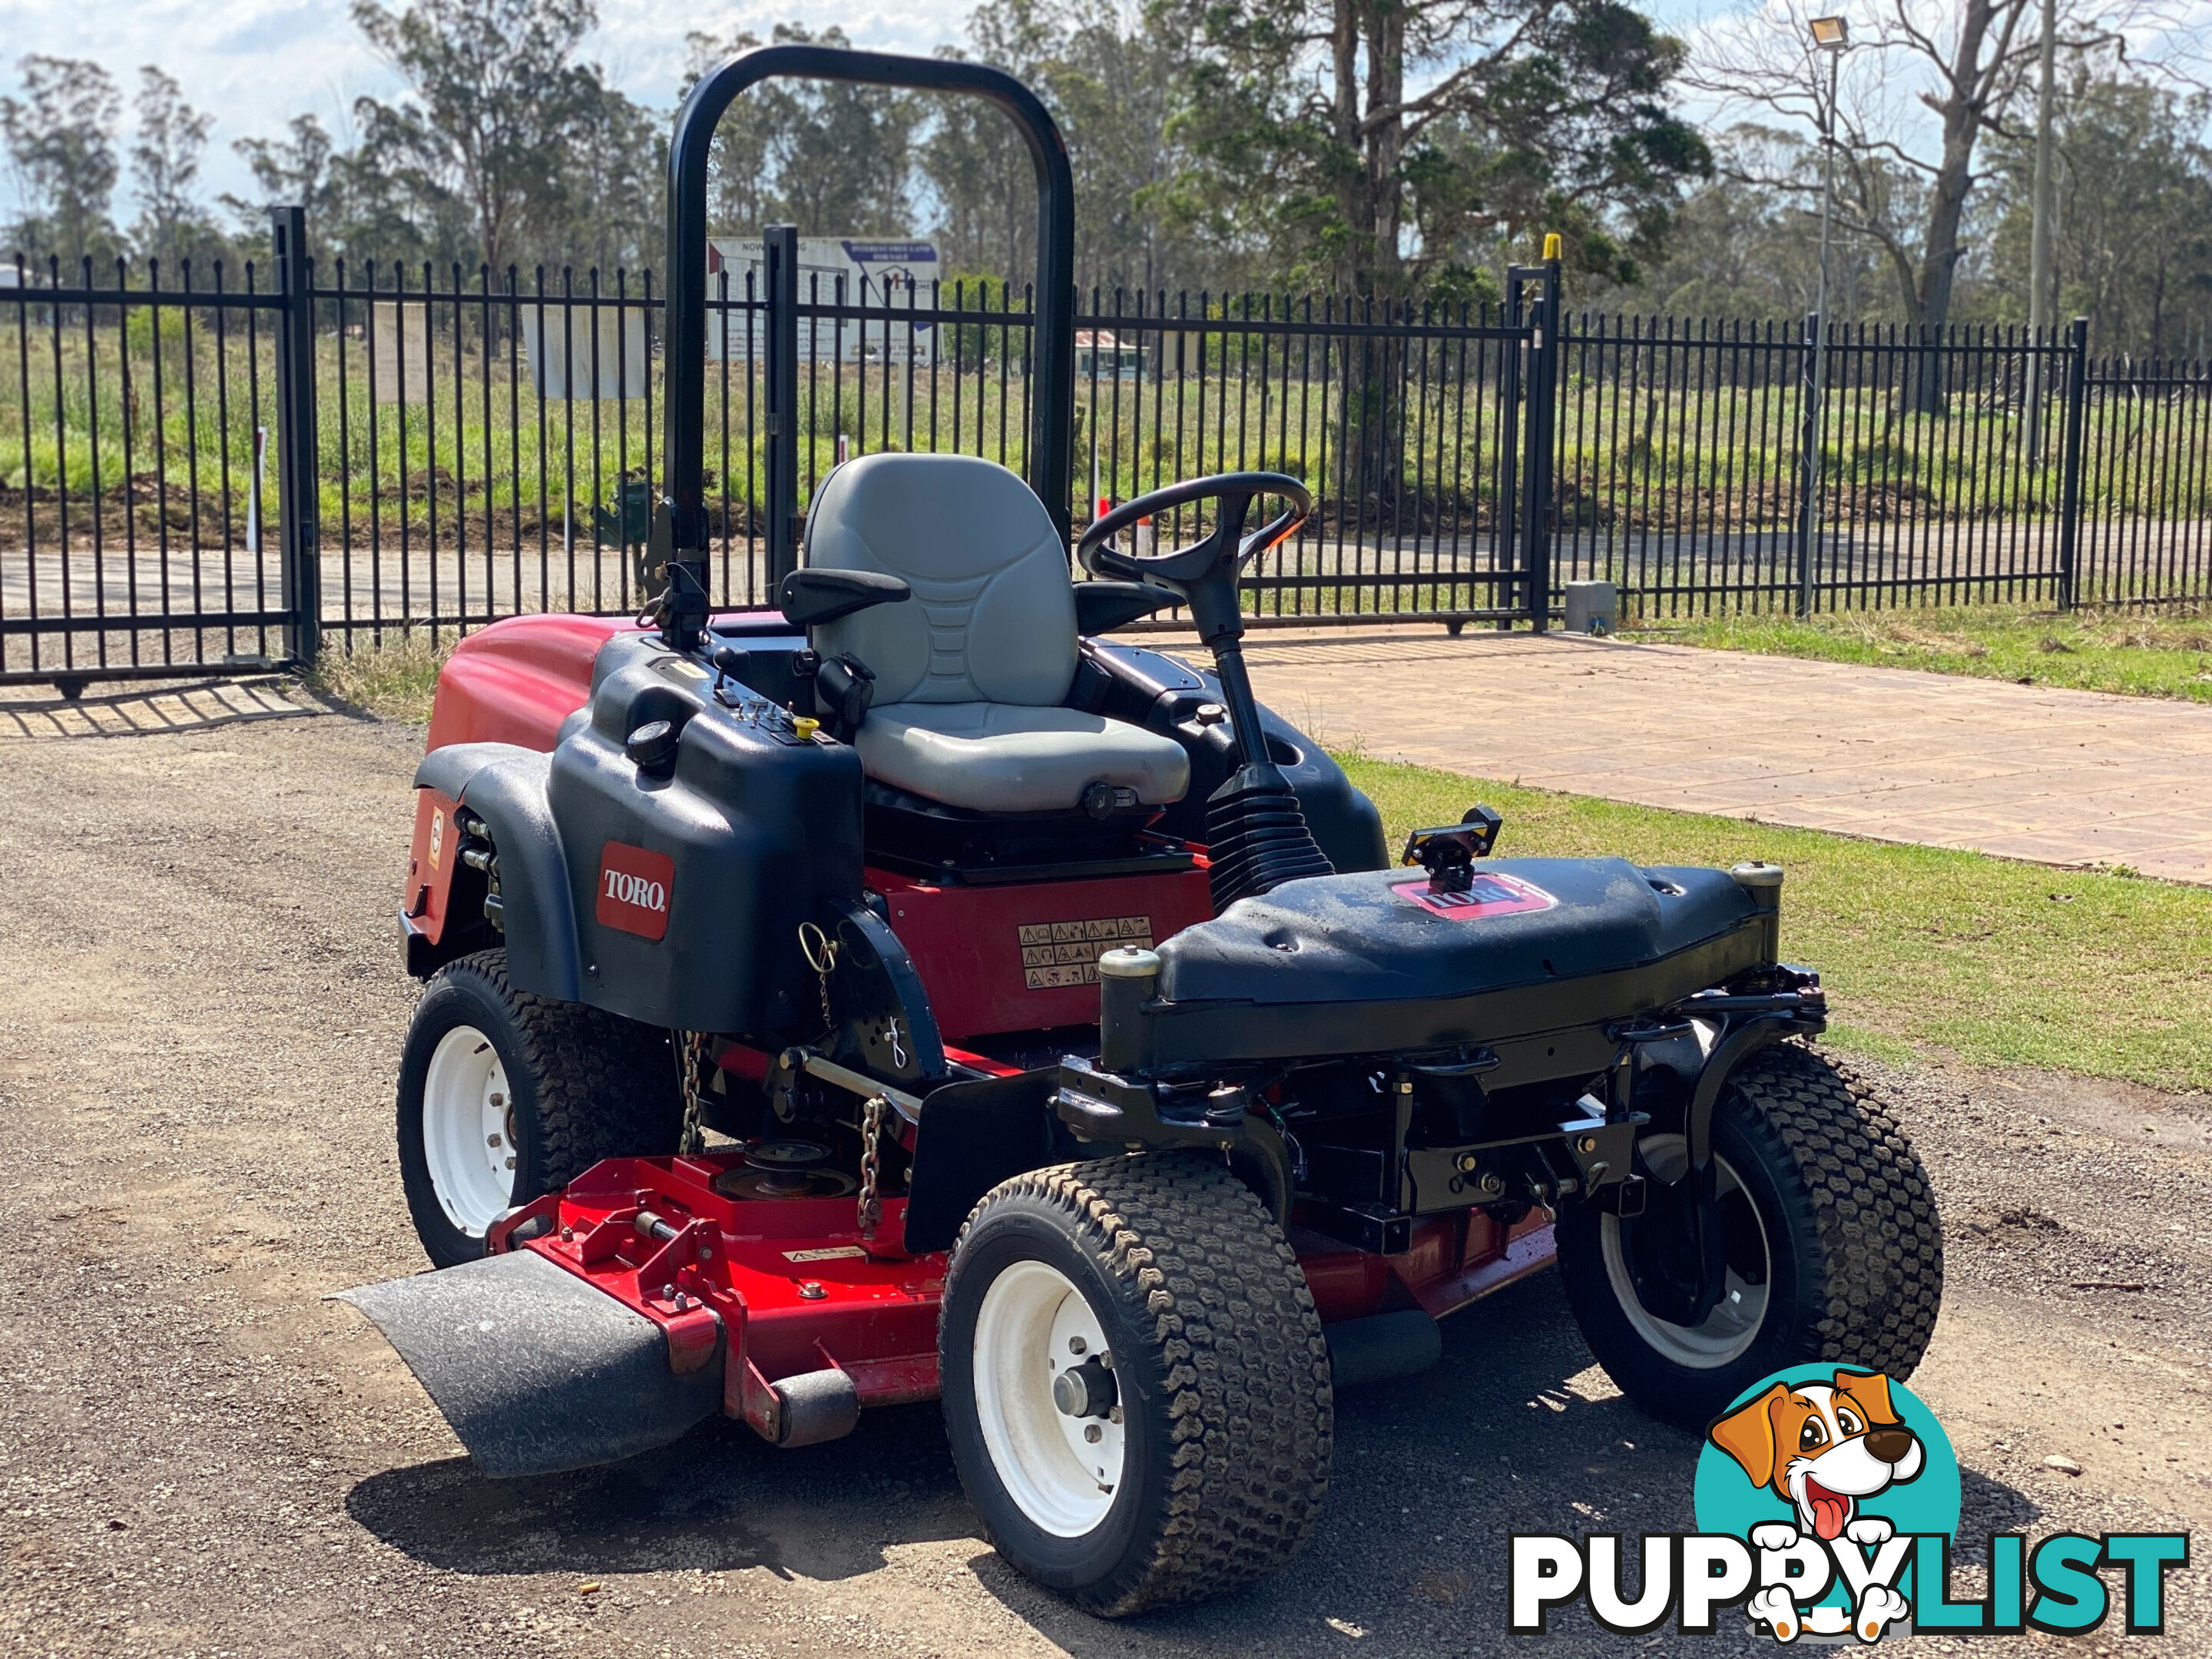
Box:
xmin=0 ymin=681 xmax=2207 ymax=1658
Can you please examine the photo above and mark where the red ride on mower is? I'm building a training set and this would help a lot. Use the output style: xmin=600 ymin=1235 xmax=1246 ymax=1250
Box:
xmin=340 ymin=44 xmax=1944 ymax=1616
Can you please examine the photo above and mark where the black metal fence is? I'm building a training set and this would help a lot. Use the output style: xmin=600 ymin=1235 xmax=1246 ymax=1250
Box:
xmin=6 ymin=217 xmax=2210 ymax=687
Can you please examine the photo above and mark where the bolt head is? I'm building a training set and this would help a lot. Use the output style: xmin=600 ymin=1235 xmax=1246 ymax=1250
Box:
xmin=1068 ymin=1336 xmax=1088 ymax=1356
xmin=1084 ymin=1423 xmax=1103 ymax=1443
xmin=1578 ymin=1135 xmax=1599 ymax=1154
xmin=797 ymin=1280 xmax=826 ymax=1300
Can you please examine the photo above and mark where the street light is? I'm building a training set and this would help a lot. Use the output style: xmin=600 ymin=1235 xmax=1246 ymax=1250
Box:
xmin=1797 ymin=14 xmax=1849 ymax=616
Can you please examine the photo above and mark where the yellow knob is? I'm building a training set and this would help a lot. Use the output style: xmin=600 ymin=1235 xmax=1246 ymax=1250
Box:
xmin=793 ymin=716 xmax=820 ymax=740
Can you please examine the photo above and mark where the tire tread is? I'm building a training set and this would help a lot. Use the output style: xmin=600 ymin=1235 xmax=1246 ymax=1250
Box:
xmin=442 ymin=949 xmax=681 ymax=1188
xmin=1732 ymin=1042 xmax=1945 ymax=1376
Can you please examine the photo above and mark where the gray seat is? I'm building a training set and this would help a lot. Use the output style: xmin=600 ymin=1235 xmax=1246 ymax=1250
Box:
xmin=805 ymin=454 xmax=1190 ymax=815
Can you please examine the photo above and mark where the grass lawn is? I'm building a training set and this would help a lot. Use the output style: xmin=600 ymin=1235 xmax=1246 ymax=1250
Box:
xmin=1624 ymin=604 xmax=2212 ymax=703
xmin=1343 ymin=756 xmax=2212 ymax=1095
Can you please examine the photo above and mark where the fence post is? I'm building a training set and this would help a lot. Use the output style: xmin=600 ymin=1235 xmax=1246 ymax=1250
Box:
xmin=2055 ymin=316 xmax=2090 ymax=611
xmin=270 ymin=205 xmax=320 ymax=669
xmin=1495 ymin=283 xmax=1525 ymax=631
xmin=1517 ymin=257 xmax=1561 ymax=631
xmin=1793 ymin=310 xmax=1823 ymax=617
xmin=762 ymin=224 xmax=800 ymax=589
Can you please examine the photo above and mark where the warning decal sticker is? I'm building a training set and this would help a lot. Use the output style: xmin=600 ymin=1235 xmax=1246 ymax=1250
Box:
xmin=1016 ymin=915 xmax=1154 ymax=989
xmin=1390 ymin=871 xmax=1558 ymax=921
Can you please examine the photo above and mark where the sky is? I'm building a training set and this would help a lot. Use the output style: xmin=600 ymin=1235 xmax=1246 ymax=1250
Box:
xmin=0 ymin=0 xmax=1746 ymax=217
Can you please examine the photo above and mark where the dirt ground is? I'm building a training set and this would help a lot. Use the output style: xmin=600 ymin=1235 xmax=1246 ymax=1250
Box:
xmin=1 ymin=680 xmax=2208 ymax=1658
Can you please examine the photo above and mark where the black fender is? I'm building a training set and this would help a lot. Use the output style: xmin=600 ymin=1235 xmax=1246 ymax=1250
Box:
xmin=412 ymin=743 xmax=584 ymax=1002
xmin=902 ymin=1068 xmax=1060 ymax=1254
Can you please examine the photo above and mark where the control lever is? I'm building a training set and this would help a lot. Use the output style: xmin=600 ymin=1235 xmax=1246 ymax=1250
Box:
xmin=710 ymin=644 xmax=750 ymax=707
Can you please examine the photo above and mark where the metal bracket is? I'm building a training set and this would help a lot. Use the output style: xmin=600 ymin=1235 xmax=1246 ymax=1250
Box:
xmin=1684 ymin=1015 xmax=1795 ymax=1174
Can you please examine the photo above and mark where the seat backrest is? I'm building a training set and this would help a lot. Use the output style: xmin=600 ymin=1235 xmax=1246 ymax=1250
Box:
xmin=805 ymin=453 xmax=1076 ymax=707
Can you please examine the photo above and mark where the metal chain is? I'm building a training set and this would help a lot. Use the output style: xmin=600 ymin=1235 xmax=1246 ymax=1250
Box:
xmin=677 ymin=1029 xmax=710 ymax=1156
xmin=797 ymin=920 xmax=839 ymax=1035
xmin=856 ymin=1094 xmax=887 ymax=1240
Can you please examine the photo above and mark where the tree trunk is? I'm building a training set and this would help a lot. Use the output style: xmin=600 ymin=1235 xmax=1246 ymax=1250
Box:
xmin=1334 ymin=0 xmax=1410 ymax=531
xmin=1910 ymin=0 xmax=2002 ymax=412
xmin=1364 ymin=2 xmax=1405 ymax=294
xmin=1330 ymin=0 xmax=1365 ymax=276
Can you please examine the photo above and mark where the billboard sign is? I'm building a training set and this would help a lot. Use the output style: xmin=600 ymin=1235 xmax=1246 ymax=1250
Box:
xmin=707 ymin=237 xmax=940 ymax=363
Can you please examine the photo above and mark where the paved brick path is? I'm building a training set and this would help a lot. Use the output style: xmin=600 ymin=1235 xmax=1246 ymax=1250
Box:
xmin=1181 ymin=625 xmax=2212 ymax=885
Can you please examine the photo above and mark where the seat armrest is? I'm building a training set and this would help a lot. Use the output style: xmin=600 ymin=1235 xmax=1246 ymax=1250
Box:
xmin=1075 ymin=580 xmax=1176 ymax=635
xmin=779 ymin=568 xmax=912 ymax=628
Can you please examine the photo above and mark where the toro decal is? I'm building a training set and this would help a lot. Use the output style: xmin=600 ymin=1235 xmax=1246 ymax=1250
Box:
xmin=1392 ymin=869 xmax=1556 ymax=921
xmin=597 ymin=841 xmax=675 ymax=941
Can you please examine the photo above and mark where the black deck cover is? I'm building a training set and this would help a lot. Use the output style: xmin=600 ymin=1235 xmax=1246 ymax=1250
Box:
xmin=1161 ymin=859 xmax=1750 ymax=1003
xmin=1146 ymin=859 xmax=1760 ymax=1061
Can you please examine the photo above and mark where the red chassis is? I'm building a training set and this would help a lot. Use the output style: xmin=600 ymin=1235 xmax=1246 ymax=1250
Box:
xmin=418 ymin=613 xmax=1558 ymax=1430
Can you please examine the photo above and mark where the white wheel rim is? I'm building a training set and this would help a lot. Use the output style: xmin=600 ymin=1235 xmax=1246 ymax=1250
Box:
xmin=1600 ymin=1134 xmax=1770 ymax=1368
xmin=971 ymin=1260 xmax=1124 ymax=1537
xmin=422 ymin=1024 xmax=517 ymax=1237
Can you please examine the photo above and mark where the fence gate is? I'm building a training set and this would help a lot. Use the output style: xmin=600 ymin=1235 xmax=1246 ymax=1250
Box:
xmin=29 ymin=203 xmax=2200 ymax=694
xmin=0 ymin=209 xmax=323 ymax=693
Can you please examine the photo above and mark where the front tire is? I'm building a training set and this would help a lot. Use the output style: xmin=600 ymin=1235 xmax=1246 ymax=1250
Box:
xmin=396 ymin=950 xmax=682 ymax=1268
xmin=1558 ymin=1043 xmax=1942 ymax=1428
xmin=940 ymin=1154 xmax=1333 ymax=1616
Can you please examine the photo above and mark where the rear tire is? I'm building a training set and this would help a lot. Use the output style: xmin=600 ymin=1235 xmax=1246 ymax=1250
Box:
xmin=397 ymin=949 xmax=682 ymax=1268
xmin=939 ymin=1154 xmax=1333 ymax=1616
xmin=1558 ymin=1042 xmax=1942 ymax=1429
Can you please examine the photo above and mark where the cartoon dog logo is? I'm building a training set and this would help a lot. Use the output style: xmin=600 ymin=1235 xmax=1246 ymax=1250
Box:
xmin=1708 ymin=1369 xmax=1925 ymax=1641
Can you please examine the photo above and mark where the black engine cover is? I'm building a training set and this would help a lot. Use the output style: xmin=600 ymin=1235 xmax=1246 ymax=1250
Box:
xmin=1144 ymin=859 xmax=1766 ymax=1065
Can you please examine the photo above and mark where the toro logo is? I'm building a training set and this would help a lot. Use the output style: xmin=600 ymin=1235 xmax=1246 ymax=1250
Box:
xmin=597 ymin=841 xmax=674 ymax=941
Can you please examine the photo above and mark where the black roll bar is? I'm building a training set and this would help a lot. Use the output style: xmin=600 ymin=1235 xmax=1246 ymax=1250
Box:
xmin=657 ymin=45 xmax=1078 ymax=647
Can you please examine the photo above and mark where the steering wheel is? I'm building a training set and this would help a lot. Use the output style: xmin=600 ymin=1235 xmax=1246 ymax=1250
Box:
xmin=1075 ymin=472 xmax=1312 ymax=644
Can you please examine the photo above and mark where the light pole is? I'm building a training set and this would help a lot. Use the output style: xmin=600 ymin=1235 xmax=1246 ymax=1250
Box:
xmin=1797 ymin=14 xmax=1849 ymax=617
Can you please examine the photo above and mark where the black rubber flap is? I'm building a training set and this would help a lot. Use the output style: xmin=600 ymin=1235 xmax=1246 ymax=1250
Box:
xmin=337 ymin=1250 xmax=724 ymax=1478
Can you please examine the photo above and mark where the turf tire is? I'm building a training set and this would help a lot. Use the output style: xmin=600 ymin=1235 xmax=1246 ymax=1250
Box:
xmin=1557 ymin=1041 xmax=1943 ymax=1428
xmin=939 ymin=1153 xmax=1333 ymax=1616
xmin=397 ymin=949 xmax=682 ymax=1268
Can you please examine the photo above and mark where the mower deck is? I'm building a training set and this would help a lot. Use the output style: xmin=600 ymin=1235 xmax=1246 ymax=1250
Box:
xmin=350 ymin=1143 xmax=1556 ymax=1476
